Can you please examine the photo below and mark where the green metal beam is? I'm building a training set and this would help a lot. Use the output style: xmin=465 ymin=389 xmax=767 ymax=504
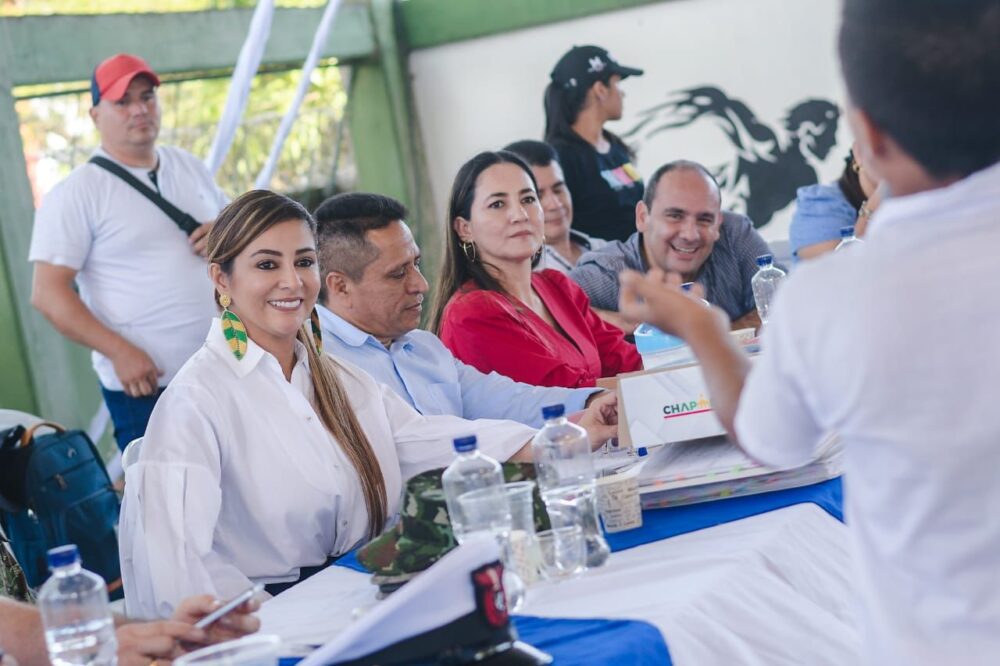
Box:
xmin=0 ymin=235 xmax=37 ymax=413
xmin=4 ymin=4 xmax=375 ymax=87
xmin=370 ymin=0 xmax=440 ymax=279
xmin=347 ymin=0 xmax=439 ymax=283
xmin=398 ymin=0 xmax=668 ymax=49
xmin=348 ymin=65 xmax=411 ymax=204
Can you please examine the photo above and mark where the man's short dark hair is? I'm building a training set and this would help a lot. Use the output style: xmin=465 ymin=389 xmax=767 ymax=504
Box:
xmin=314 ymin=192 xmax=409 ymax=300
xmin=839 ymin=0 xmax=1000 ymax=178
xmin=642 ymin=160 xmax=721 ymax=210
xmin=503 ymin=140 xmax=560 ymax=168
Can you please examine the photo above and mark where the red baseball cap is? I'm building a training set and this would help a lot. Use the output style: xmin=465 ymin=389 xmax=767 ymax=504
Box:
xmin=90 ymin=54 xmax=160 ymax=105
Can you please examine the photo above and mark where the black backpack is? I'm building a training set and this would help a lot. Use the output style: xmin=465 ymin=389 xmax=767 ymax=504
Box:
xmin=0 ymin=422 xmax=122 ymax=598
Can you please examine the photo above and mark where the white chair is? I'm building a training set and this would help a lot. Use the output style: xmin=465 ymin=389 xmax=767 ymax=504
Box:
xmin=0 ymin=409 xmax=43 ymax=433
xmin=120 ymin=437 xmax=144 ymax=472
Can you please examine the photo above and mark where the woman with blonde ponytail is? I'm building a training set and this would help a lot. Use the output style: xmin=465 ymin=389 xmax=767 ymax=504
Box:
xmin=120 ymin=190 xmax=543 ymax=619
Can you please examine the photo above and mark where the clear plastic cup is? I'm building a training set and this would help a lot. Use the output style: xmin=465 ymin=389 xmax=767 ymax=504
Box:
xmin=541 ymin=484 xmax=610 ymax=568
xmin=536 ymin=525 xmax=585 ymax=581
xmin=174 ymin=634 xmax=281 ymax=666
xmin=504 ymin=481 xmax=536 ymax=535
xmin=503 ymin=481 xmax=540 ymax=585
xmin=457 ymin=488 xmax=525 ymax=610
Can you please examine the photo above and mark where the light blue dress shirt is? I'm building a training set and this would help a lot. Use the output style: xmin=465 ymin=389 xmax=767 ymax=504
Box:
xmin=788 ymin=183 xmax=858 ymax=262
xmin=315 ymin=305 xmax=597 ymax=428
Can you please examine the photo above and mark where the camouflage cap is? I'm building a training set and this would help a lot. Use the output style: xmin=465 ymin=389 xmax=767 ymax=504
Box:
xmin=357 ymin=463 xmax=550 ymax=590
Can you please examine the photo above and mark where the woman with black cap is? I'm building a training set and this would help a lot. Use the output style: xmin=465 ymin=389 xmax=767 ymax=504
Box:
xmin=544 ymin=45 xmax=644 ymax=242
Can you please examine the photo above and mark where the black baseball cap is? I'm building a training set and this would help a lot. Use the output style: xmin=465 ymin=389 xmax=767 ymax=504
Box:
xmin=550 ymin=45 xmax=644 ymax=89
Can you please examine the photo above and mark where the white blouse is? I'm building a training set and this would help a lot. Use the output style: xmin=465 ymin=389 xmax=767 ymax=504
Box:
xmin=120 ymin=321 xmax=534 ymax=619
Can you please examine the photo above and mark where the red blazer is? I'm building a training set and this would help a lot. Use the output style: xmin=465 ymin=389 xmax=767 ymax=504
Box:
xmin=439 ymin=270 xmax=641 ymax=388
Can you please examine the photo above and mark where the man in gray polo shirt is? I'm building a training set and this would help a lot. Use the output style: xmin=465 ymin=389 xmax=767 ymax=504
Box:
xmin=569 ymin=160 xmax=771 ymax=331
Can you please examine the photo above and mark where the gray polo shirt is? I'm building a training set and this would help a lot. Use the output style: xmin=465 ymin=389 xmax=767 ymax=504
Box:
xmin=568 ymin=211 xmax=772 ymax=321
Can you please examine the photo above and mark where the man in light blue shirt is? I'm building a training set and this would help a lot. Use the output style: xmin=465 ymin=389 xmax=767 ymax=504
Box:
xmin=313 ymin=192 xmax=600 ymax=427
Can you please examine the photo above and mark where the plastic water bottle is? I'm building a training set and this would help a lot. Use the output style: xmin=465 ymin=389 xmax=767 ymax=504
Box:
xmin=750 ymin=254 xmax=786 ymax=326
xmin=835 ymin=225 xmax=863 ymax=251
xmin=38 ymin=545 xmax=117 ymax=666
xmin=442 ymin=435 xmax=506 ymax=544
xmin=441 ymin=436 xmax=525 ymax=609
xmin=532 ymin=405 xmax=610 ymax=568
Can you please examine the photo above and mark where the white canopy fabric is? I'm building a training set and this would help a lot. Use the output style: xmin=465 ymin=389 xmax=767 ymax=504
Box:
xmin=254 ymin=0 xmax=343 ymax=189
xmin=204 ymin=0 xmax=276 ymax=175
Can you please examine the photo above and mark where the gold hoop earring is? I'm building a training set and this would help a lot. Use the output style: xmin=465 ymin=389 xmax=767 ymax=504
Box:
xmin=461 ymin=241 xmax=478 ymax=263
xmin=219 ymin=294 xmax=247 ymax=361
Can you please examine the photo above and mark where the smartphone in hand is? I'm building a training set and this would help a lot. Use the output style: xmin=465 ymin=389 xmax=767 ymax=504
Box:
xmin=194 ymin=583 xmax=263 ymax=629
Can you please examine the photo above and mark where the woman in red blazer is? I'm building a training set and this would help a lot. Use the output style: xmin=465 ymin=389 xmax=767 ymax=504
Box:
xmin=430 ymin=150 xmax=641 ymax=389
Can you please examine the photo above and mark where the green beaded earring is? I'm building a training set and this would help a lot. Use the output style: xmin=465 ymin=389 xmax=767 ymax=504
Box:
xmin=219 ymin=294 xmax=248 ymax=360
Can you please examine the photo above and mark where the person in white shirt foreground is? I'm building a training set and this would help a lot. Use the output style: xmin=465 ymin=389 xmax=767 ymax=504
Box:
xmin=0 ymin=594 xmax=258 ymax=666
xmin=616 ymin=1 xmax=1000 ymax=663
xmin=120 ymin=190 xmax=618 ymax=619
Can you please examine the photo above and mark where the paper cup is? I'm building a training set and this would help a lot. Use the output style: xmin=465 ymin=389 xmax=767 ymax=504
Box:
xmin=596 ymin=466 xmax=643 ymax=533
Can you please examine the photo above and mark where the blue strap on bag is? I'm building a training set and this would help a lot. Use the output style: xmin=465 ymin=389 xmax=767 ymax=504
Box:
xmin=0 ymin=422 xmax=122 ymax=598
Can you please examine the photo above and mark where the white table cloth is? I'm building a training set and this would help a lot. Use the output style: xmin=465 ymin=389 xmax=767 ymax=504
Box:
xmin=260 ymin=504 xmax=859 ymax=664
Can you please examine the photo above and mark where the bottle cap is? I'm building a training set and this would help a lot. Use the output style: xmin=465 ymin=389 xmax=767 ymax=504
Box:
xmin=453 ymin=436 xmax=477 ymax=453
xmin=840 ymin=226 xmax=855 ymax=238
xmin=541 ymin=404 xmax=566 ymax=420
xmin=47 ymin=544 xmax=80 ymax=569
xmin=755 ymin=254 xmax=773 ymax=267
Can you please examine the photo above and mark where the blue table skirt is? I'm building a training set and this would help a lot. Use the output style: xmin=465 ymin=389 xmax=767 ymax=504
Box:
xmin=607 ymin=477 xmax=843 ymax=552
xmin=279 ymin=615 xmax=671 ymax=665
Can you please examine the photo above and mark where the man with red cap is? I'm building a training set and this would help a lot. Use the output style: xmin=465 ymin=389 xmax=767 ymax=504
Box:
xmin=28 ymin=53 xmax=228 ymax=450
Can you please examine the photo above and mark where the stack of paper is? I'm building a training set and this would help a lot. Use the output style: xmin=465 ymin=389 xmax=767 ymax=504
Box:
xmin=631 ymin=435 xmax=841 ymax=509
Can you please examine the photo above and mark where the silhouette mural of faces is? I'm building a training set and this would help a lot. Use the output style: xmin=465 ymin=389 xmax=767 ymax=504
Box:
xmin=624 ymin=85 xmax=841 ymax=228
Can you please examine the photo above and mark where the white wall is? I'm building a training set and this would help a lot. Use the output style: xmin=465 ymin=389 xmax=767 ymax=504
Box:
xmin=409 ymin=0 xmax=848 ymax=241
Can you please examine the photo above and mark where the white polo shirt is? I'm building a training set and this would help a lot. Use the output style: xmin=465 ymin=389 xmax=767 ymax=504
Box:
xmin=29 ymin=146 xmax=228 ymax=390
xmin=735 ymin=161 xmax=1000 ymax=665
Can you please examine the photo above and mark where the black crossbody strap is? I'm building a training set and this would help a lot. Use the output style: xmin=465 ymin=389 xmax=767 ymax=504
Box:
xmin=88 ymin=156 xmax=201 ymax=236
